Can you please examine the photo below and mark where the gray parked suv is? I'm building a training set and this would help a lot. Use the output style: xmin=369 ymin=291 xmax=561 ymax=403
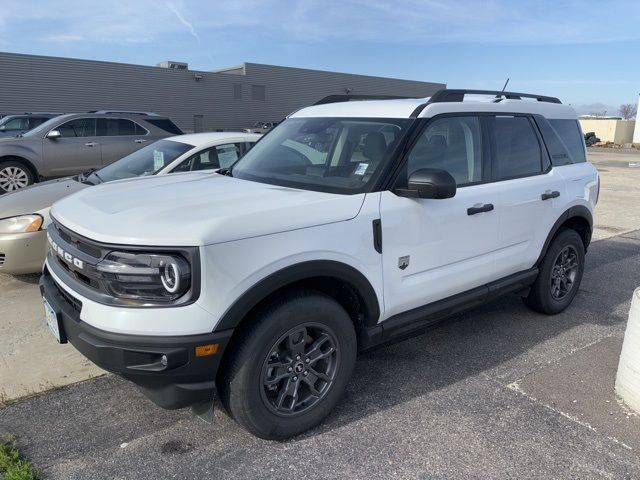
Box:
xmin=0 ymin=113 xmax=62 ymax=138
xmin=0 ymin=111 xmax=183 ymax=193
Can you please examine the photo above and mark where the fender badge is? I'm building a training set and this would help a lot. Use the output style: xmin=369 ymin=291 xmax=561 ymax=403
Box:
xmin=398 ymin=256 xmax=410 ymax=270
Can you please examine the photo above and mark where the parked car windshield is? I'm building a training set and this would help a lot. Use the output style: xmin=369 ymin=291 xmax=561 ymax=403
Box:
xmin=231 ymin=117 xmax=412 ymax=194
xmin=87 ymin=139 xmax=194 ymax=183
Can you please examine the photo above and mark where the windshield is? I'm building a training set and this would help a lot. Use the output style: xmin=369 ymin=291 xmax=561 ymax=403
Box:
xmin=231 ymin=117 xmax=411 ymax=194
xmin=22 ymin=115 xmax=70 ymax=137
xmin=88 ymin=139 xmax=193 ymax=183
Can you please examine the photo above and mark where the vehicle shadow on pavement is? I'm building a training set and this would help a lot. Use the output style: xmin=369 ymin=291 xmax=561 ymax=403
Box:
xmin=1 ymin=230 xmax=639 ymax=474
xmin=310 ymin=229 xmax=640 ymax=437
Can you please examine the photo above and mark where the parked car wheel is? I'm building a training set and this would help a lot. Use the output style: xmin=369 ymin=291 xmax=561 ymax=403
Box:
xmin=524 ymin=228 xmax=585 ymax=315
xmin=0 ymin=160 xmax=34 ymax=193
xmin=218 ymin=290 xmax=357 ymax=440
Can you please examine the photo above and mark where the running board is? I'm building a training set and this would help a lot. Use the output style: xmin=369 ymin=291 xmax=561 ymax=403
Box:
xmin=360 ymin=268 xmax=539 ymax=350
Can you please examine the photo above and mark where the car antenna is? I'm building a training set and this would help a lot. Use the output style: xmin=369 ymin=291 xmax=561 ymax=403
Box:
xmin=494 ymin=78 xmax=510 ymax=102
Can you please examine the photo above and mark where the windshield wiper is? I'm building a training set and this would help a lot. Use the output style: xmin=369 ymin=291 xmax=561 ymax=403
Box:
xmin=217 ymin=168 xmax=233 ymax=177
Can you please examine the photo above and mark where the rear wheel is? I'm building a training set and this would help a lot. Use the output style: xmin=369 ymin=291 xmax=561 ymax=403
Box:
xmin=524 ymin=228 xmax=585 ymax=314
xmin=218 ymin=290 xmax=357 ymax=440
xmin=0 ymin=161 xmax=34 ymax=193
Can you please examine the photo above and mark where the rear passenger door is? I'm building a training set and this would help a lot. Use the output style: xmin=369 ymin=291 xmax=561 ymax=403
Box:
xmin=487 ymin=115 xmax=566 ymax=278
xmin=97 ymin=118 xmax=149 ymax=165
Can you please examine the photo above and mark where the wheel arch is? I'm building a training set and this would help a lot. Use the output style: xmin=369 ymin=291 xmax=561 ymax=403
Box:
xmin=536 ymin=205 xmax=593 ymax=266
xmin=214 ymin=260 xmax=381 ymax=343
xmin=0 ymin=155 xmax=39 ymax=181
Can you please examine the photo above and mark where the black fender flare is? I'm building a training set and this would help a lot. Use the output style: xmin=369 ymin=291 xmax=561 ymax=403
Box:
xmin=535 ymin=205 xmax=593 ymax=266
xmin=214 ymin=260 xmax=381 ymax=331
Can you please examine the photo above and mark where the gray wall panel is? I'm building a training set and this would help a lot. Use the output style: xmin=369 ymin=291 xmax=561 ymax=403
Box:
xmin=0 ymin=52 xmax=445 ymax=132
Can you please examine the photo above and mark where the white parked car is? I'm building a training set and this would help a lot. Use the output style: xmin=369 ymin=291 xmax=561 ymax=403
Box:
xmin=0 ymin=132 xmax=260 ymax=274
xmin=40 ymin=90 xmax=598 ymax=439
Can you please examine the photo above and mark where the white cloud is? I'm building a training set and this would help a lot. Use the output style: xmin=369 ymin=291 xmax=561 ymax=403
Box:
xmin=165 ymin=2 xmax=200 ymax=43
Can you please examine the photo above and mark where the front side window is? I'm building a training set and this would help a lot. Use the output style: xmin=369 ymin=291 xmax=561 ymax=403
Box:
xmin=406 ymin=116 xmax=483 ymax=186
xmin=88 ymin=140 xmax=193 ymax=183
xmin=57 ymin=118 xmax=96 ymax=138
xmin=491 ymin=116 xmax=543 ymax=180
xmin=231 ymin=117 xmax=412 ymax=194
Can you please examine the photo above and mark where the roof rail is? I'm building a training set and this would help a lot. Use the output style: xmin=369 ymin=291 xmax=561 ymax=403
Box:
xmin=22 ymin=112 xmax=64 ymax=115
xmin=314 ymin=94 xmax=421 ymax=106
xmin=428 ymin=89 xmax=561 ymax=104
xmin=88 ymin=110 xmax=160 ymax=116
xmin=409 ymin=88 xmax=562 ymax=118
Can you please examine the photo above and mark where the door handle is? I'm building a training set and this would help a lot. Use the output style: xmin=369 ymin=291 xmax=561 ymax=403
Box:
xmin=467 ymin=203 xmax=494 ymax=216
xmin=134 ymin=139 xmax=148 ymax=144
xmin=541 ymin=190 xmax=560 ymax=200
xmin=84 ymin=142 xmax=98 ymax=147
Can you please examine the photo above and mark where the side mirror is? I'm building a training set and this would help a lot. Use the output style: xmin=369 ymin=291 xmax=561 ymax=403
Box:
xmin=396 ymin=168 xmax=456 ymax=199
xmin=46 ymin=130 xmax=61 ymax=139
xmin=0 ymin=126 xmax=5 ymax=131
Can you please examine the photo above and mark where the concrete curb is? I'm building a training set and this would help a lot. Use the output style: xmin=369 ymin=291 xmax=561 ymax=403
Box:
xmin=616 ymin=287 xmax=640 ymax=413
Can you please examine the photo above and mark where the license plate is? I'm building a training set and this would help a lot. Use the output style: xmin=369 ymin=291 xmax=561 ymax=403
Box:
xmin=44 ymin=298 xmax=63 ymax=343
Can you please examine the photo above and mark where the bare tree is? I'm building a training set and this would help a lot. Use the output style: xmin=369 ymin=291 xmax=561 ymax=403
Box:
xmin=619 ymin=103 xmax=638 ymax=120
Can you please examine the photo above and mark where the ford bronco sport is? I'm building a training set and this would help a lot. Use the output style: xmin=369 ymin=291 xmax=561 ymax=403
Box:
xmin=40 ymin=90 xmax=598 ymax=439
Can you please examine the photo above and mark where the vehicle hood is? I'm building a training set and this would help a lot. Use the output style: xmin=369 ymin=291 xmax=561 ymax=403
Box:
xmin=0 ymin=177 xmax=88 ymax=224
xmin=51 ymin=173 xmax=366 ymax=246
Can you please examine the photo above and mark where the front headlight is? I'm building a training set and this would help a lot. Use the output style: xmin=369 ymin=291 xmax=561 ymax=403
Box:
xmin=0 ymin=215 xmax=43 ymax=234
xmin=96 ymin=251 xmax=191 ymax=302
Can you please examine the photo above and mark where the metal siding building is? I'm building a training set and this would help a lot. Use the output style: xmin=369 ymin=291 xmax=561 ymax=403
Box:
xmin=0 ymin=52 xmax=445 ymax=132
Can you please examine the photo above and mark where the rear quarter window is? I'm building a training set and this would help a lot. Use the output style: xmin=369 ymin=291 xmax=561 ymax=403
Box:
xmin=146 ymin=118 xmax=183 ymax=135
xmin=548 ymin=119 xmax=586 ymax=164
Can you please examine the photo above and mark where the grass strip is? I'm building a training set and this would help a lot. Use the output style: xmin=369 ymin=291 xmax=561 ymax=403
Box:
xmin=0 ymin=434 xmax=39 ymax=480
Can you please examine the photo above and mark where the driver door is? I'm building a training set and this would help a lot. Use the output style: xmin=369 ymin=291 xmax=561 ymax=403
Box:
xmin=379 ymin=115 xmax=499 ymax=319
xmin=43 ymin=117 xmax=101 ymax=177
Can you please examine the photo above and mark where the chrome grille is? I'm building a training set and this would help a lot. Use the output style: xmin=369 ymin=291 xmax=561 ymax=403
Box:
xmin=0 ymin=253 xmax=5 ymax=266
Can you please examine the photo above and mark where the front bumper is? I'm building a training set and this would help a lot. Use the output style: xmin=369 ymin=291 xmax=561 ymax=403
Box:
xmin=39 ymin=269 xmax=234 ymax=409
xmin=0 ymin=230 xmax=47 ymax=275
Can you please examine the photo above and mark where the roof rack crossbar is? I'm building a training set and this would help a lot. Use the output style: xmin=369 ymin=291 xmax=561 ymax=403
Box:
xmin=314 ymin=94 xmax=421 ymax=106
xmin=427 ymin=89 xmax=561 ymax=104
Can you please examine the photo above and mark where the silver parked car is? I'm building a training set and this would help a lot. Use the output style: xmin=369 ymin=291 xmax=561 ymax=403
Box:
xmin=0 ymin=132 xmax=260 ymax=275
xmin=0 ymin=111 xmax=183 ymax=193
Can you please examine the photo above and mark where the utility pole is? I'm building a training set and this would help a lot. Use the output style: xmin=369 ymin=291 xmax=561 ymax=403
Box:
xmin=633 ymin=93 xmax=640 ymax=145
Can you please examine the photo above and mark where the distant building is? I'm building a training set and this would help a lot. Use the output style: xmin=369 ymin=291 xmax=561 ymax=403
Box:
xmin=0 ymin=52 xmax=445 ymax=132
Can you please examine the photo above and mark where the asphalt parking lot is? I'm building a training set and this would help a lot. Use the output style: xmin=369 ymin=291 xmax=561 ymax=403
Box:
xmin=1 ymin=149 xmax=640 ymax=479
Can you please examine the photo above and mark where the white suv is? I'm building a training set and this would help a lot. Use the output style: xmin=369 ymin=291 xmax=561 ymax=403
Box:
xmin=40 ymin=89 xmax=598 ymax=439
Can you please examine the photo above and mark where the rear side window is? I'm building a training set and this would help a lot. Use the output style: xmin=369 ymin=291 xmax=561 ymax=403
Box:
xmin=534 ymin=116 xmax=572 ymax=166
xmin=490 ymin=116 xmax=543 ymax=180
xmin=29 ymin=117 xmax=51 ymax=129
xmin=97 ymin=119 xmax=143 ymax=136
xmin=548 ymin=119 xmax=586 ymax=163
xmin=146 ymin=118 xmax=183 ymax=135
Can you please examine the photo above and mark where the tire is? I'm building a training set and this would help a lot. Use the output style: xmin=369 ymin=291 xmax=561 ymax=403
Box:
xmin=218 ymin=289 xmax=357 ymax=440
xmin=0 ymin=160 xmax=34 ymax=193
xmin=524 ymin=228 xmax=585 ymax=315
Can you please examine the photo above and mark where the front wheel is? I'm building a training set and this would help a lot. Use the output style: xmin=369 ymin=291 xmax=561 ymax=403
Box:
xmin=524 ymin=228 xmax=585 ymax=314
xmin=0 ymin=161 xmax=34 ymax=193
xmin=218 ymin=290 xmax=357 ymax=440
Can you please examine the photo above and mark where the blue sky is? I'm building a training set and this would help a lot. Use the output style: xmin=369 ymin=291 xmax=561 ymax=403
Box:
xmin=1 ymin=0 xmax=638 ymax=114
